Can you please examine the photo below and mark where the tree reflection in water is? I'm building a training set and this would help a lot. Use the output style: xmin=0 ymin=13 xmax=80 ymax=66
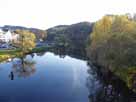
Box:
xmin=86 ymin=62 xmax=131 ymax=102
xmin=9 ymin=55 xmax=36 ymax=80
xmin=9 ymin=71 xmax=14 ymax=80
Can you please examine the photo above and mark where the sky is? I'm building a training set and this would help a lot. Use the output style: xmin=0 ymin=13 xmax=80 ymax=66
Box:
xmin=0 ymin=0 xmax=135 ymax=29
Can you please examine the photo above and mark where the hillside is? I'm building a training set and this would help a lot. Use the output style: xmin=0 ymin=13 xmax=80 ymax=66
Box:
xmin=46 ymin=22 xmax=94 ymax=50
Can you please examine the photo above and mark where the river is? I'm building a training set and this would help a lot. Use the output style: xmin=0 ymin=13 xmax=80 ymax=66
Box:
xmin=0 ymin=51 xmax=134 ymax=102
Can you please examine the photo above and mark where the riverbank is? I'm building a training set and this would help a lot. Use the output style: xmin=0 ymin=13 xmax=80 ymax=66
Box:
xmin=0 ymin=49 xmax=22 ymax=62
xmin=31 ymin=46 xmax=52 ymax=53
xmin=0 ymin=46 xmax=52 ymax=62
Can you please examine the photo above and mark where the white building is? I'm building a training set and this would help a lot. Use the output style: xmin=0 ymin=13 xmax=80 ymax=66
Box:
xmin=0 ymin=29 xmax=19 ymax=43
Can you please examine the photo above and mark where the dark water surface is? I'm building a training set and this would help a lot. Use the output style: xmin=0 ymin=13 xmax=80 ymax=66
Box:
xmin=0 ymin=52 xmax=134 ymax=102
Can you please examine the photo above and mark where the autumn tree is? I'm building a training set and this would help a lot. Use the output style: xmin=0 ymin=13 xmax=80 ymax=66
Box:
xmin=87 ymin=14 xmax=136 ymax=92
xmin=88 ymin=15 xmax=136 ymax=70
xmin=88 ymin=15 xmax=113 ymax=66
xmin=15 ymin=29 xmax=36 ymax=54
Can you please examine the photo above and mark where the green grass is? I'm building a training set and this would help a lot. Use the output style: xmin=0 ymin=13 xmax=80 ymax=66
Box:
xmin=0 ymin=46 xmax=52 ymax=62
xmin=0 ymin=49 xmax=22 ymax=62
xmin=0 ymin=49 xmax=20 ymax=55
xmin=0 ymin=46 xmax=53 ymax=62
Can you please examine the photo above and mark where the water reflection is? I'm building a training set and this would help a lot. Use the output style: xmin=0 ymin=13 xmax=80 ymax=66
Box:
xmin=131 ymin=74 xmax=136 ymax=91
xmin=0 ymin=47 xmax=135 ymax=102
xmin=9 ymin=71 xmax=14 ymax=80
xmin=86 ymin=62 xmax=134 ymax=102
xmin=9 ymin=56 xmax=36 ymax=80
xmin=45 ymin=47 xmax=87 ymax=60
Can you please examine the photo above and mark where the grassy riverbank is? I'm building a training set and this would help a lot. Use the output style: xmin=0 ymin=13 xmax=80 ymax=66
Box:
xmin=0 ymin=49 xmax=22 ymax=62
xmin=0 ymin=46 xmax=52 ymax=62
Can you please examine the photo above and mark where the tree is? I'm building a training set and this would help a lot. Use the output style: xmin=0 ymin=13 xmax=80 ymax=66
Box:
xmin=15 ymin=29 xmax=36 ymax=54
xmin=88 ymin=14 xmax=136 ymax=69
xmin=31 ymin=29 xmax=47 ymax=41
xmin=87 ymin=14 xmax=136 ymax=92
xmin=88 ymin=15 xmax=113 ymax=65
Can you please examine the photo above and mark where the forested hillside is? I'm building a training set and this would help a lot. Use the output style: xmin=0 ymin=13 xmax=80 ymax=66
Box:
xmin=46 ymin=22 xmax=94 ymax=49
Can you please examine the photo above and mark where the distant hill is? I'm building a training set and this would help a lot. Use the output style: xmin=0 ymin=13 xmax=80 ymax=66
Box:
xmin=0 ymin=25 xmax=47 ymax=41
xmin=46 ymin=22 xmax=94 ymax=49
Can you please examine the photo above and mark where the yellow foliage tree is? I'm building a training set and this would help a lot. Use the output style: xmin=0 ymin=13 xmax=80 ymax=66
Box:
xmin=88 ymin=14 xmax=136 ymax=69
xmin=15 ymin=29 xmax=36 ymax=54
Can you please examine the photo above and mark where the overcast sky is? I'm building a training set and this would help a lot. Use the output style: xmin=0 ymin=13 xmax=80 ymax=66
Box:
xmin=0 ymin=0 xmax=135 ymax=29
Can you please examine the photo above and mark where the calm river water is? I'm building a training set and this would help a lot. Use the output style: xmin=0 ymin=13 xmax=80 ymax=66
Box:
xmin=0 ymin=51 xmax=133 ymax=102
